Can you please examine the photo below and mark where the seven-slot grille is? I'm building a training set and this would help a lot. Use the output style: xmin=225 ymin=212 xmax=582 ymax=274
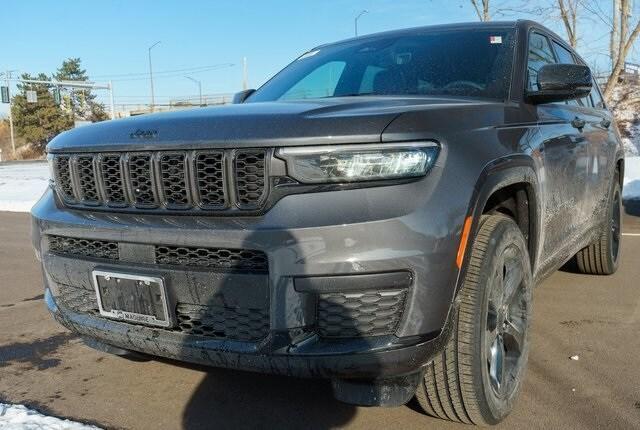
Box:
xmin=51 ymin=150 xmax=268 ymax=213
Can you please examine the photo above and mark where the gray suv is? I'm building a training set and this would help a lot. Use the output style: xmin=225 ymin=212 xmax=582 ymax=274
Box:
xmin=32 ymin=20 xmax=623 ymax=425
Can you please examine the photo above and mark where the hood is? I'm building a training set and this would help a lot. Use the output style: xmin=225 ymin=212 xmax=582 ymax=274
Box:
xmin=47 ymin=96 xmax=499 ymax=152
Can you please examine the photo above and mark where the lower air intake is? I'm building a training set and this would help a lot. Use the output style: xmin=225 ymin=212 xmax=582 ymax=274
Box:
xmin=317 ymin=289 xmax=407 ymax=338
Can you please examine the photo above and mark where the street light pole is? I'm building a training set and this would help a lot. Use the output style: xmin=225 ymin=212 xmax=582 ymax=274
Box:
xmin=4 ymin=70 xmax=16 ymax=158
xmin=148 ymin=41 xmax=161 ymax=112
xmin=108 ymin=80 xmax=115 ymax=119
xmin=355 ymin=10 xmax=368 ymax=37
xmin=185 ymin=76 xmax=203 ymax=107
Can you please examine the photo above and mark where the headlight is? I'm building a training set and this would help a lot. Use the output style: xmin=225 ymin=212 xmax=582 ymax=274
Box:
xmin=276 ymin=142 xmax=439 ymax=183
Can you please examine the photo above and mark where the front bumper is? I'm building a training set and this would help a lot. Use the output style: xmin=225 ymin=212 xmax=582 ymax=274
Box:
xmin=45 ymin=287 xmax=453 ymax=379
xmin=32 ymin=171 xmax=467 ymax=379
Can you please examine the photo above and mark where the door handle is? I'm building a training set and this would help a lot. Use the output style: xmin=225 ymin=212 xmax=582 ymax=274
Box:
xmin=571 ymin=117 xmax=586 ymax=130
xmin=600 ymin=118 xmax=611 ymax=129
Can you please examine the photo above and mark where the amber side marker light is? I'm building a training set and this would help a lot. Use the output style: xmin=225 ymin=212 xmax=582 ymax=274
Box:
xmin=456 ymin=216 xmax=473 ymax=269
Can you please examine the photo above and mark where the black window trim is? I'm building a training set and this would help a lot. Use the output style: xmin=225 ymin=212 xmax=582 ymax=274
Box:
xmin=548 ymin=35 xmax=609 ymax=112
xmin=523 ymin=29 xmax=559 ymax=101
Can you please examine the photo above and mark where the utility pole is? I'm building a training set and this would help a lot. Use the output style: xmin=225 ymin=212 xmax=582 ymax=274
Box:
xmin=242 ymin=57 xmax=248 ymax=90
xmin=185 ymin=76 xmax=203 ymax=106
xmin=148 ymin=41 xmax=161 ymax=112
xmin=4 ymin=70 xmax=16 ymax=158
xmin=108 ymin=80 xmax=115 ymax=119
xmin=355 ymin=10 xmax=368 ymax=37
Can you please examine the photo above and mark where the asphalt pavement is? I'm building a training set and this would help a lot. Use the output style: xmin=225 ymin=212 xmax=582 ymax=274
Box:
xmin=1 ymin=209 xmax=639 ymax=429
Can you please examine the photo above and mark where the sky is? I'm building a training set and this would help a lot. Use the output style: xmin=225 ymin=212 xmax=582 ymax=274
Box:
xmin=1 ymin=0 xmax=637 ymax=117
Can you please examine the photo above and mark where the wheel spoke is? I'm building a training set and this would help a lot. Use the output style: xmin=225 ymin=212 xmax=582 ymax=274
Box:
xmin=503 ymin=259 xmax=523 ymax=306
xmin=489 ymin=334 xmax=505 ymax=392
xmin=503 ymin=318 xmax=525 ymax=354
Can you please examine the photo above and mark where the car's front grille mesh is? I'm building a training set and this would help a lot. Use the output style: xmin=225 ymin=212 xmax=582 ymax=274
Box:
xmin=77 ymin=156 xmax=100 ymax=203
xmin=48 ymin=235 xmax=119 ymax=260
xmin=129 ymin=154 xmax=156 ymax=207
xmin=176 ymin=303 xmax=270 ymax=341
xmin=160 ymin=153 xmax=189 ymax=207
xmin=56 ymin=284 xmax=99 ymax=314
xmin=46 ymin=235 xmax=267 ymax=273
xmin=50 ymin=150 xmax=268 ymax=213
xmin=53 ymin=156 xmax=75 ymax=202
xmin=195 ymin=151 xmax=225 ymax=208
xmin=235 ymin=150 xmax=266 ymax=207
xmin=317 ymin=289 xmax=407 ymax=338
xmin=155 ymin=245 xmax=269 ymax=272
xmin=101 ymin=155 xmax=127 ymax=205
xmin=53 ymin=286 xmax=270 ymax=342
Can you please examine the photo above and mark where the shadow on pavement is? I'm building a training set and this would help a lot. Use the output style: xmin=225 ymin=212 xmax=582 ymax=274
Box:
xmin=177 ymin=228 xmax=361 ymax=430
xmin=181 ymin=367 xmax=355 ymax=430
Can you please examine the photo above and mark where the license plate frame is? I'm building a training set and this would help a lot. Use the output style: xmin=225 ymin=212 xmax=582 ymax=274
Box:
xmin=92 ymin=270 xmax=172 ymax=328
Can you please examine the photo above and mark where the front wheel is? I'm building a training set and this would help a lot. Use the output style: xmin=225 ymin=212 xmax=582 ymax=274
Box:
xmin=415 ymin=214 xmax=533 ymax=426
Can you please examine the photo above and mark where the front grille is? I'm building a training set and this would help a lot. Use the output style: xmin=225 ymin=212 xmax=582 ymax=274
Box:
xmin=317 ymin=289 xmax=407 ymax=338
xmin=53 ymin=156 xmax=75 ymax=202
xmin=56 ymin=285 xmax=99 ymax=314
xmin=48 ymin=235 xmax=119 ymax=260
xmin=159 ymin=153 xmax=189 ymax=208
xmin=77 ymin=156 xmax=100 ymax=204
xmin=195 ymin=151 xmax=225 ymax=208
xmin=53 ymin=286 xmax=269 ymax=342
xmin=50 ymin=150 xmax=269 ymax=214
xmin=128 ymin=154 xmax=157 ymax=207
xmin=100 ymin=155 xmax=127 ymax=205
xmin=176 ymin=303 xmax=269 ymax=341
xmin=155 ymin=245 xmax=268 ymax=272
xmin=235 ymin=150 xmax=267 ymax=208
xmin=46 ymin=235 xmax=267 ymax=273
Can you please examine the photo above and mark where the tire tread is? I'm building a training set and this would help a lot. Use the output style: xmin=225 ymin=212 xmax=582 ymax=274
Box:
xmin=416 ymin=215 xmax=511 ymax=426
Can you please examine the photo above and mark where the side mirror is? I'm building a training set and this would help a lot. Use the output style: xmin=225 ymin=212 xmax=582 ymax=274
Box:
xmin=232 ymin=89 xmax=256 ymax=104
xmin=527 ymin=64 xmax=592 ymax=104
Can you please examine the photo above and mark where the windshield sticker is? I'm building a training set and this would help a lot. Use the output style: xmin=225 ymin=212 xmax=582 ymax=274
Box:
xmin=489 ymin=36 xmax=502 ymax=44
xmin=298 ymin=50 xmax=320 ymax=60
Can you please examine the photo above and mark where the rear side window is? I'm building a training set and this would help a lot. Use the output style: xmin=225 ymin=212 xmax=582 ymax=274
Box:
xmin=527 ymin=32 xmax=556 ymax=90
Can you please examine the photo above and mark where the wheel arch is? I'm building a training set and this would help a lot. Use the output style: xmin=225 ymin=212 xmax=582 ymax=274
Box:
xmin=455 ymin=155 xmax=541 ymax=295
xmin=615 ymin=156 xmax=624 ymax=189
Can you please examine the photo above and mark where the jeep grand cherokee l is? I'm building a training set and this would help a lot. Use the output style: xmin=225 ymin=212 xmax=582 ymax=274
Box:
xmin=31 ymin=20 xmax=624 ymax=425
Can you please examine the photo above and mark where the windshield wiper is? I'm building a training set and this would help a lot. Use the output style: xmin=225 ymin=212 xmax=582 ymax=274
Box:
xmin=328 ymin=92 xmax=376 ymax=98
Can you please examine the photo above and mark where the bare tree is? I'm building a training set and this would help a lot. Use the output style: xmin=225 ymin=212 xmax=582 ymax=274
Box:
xmin=557 ymin=0 xmax=580 ymax=47
xmin=610 ymin=0 xmax=620 ymax=67
xmin=470 ymin=0 xmax=491 ymax=21
xmin=500 ymin=0 xmax=583 ymax=48
xmin=603 ymin=0 xmax=640 ymax=101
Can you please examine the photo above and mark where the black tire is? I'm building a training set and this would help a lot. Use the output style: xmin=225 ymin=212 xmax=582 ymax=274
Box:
xmin=415 ymin=214 xmax=533 ymax=426
xmin=575 ymin=177 xmax=622 ymax=275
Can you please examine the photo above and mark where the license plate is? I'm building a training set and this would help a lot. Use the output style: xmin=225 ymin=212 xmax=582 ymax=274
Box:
xmin=92 ymin=270 xmax=171 ymax=328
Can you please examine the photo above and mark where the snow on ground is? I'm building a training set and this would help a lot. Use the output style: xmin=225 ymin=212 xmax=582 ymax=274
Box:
xmin=0 ymin=403 xmax=100 ymax=430
xmin=623 ymin=156 xmax=640 ymax=200
xmin=0 ymin=161 xmax=49 ymax=212
xmin=0 ymin=156 xmax=639 ymax=213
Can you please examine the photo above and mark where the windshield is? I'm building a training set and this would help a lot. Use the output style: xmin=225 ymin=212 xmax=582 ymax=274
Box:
xmin=249 ymin=28 xmax=515 ymax=102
